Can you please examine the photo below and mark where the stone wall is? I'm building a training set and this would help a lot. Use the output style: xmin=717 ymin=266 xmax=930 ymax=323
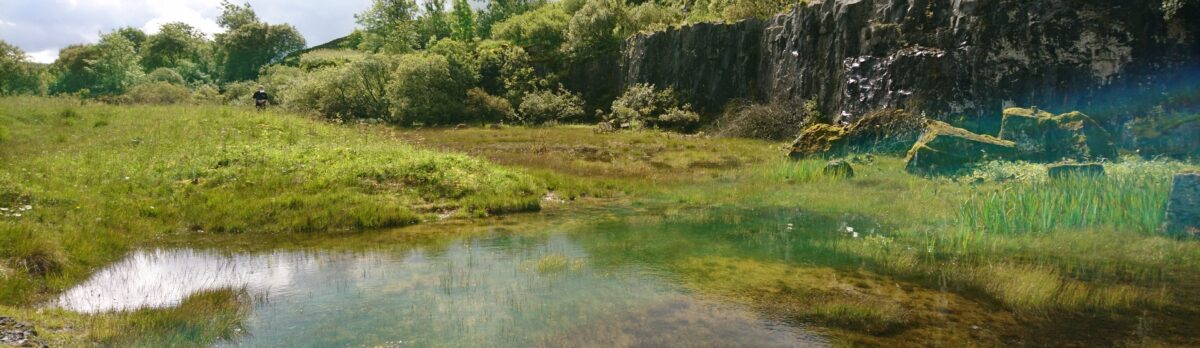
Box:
xmin=622 ymin=0 xmax=1200 ymax=123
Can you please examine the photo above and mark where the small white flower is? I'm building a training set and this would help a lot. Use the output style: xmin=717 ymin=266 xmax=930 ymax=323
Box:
xmin=0 ymin=208 xmax=7 ymax=211
xmin=21 ymin=205 xmax=32 ymax=211
xmin=123 ymin=176 xmax=130 ymax=180
xmin=12 ymin=213 xmax=21 ymax=217
xmin=852 ymin=232 xmax=859 ymax=238
xmin=846 ymin=226 xmax=855 ymax=233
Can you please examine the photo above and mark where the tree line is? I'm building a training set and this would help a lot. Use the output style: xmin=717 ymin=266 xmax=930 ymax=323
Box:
xmin=1 ymin=0 xmax=804 ymax=129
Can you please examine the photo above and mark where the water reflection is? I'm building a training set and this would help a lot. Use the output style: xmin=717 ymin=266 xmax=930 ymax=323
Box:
xmin=58 ymin=221 xmax=828 ymax=347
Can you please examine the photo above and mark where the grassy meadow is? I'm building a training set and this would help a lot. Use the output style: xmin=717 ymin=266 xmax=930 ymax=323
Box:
xmin=1 ymin=97 xmax=1199 ymax=346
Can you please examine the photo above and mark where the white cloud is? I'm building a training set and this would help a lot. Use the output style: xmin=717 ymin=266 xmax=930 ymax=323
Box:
xmin=27 ymin=49 xmax=58 ymax=64
xmin=0 ymin=0 xmax=374 ymax=63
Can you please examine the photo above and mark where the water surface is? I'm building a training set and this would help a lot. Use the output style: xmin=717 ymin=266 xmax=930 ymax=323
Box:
xmin=59 ymin=206 xmax=870 ymax=347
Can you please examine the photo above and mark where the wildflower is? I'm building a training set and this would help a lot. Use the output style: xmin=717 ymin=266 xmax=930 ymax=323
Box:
xmin=0 ymin=208 xmax=7 ymax=211
xmin=21 ymin=205 xmax=31 ymax=211
xmin=12 ymin=213 xmax=20 ymax=217
xmin=852 ymin=232 xmax=860 ymax=238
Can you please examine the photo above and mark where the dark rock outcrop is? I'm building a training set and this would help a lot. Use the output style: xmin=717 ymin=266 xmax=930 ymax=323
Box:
xmin=621 ymin=20 xmax=764 ymax=114
xmin=623 ymin=0 xmax=1199 ymax=125
xmin=1128 ymin=115 xmax=1200 ymax=160
xmin=1165 ymin=172 xmax=1200 ymax=238
xmin=999 ymin=108 xmax=1119 ymax=161
xmin=904 ymin=121 xmax=1016 ymax=174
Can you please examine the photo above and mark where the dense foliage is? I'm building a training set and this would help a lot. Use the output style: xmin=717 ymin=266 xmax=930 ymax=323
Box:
xmin=0 ymin=0 xmax=808 ymax=129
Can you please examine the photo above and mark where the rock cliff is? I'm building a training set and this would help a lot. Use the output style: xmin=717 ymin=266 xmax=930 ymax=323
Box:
xmin=622 ymin=0 xmax=1199 ymax=124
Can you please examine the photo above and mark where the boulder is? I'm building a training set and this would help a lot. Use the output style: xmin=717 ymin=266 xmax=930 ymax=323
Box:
xmin=1047 ymin=163 xmax=1106 ymax=179
xmin=999 ymin=108 xmax=1119 ymax=162
xmin=788 ymin=109 xmax=926 ymax=159
xmin=904 ymin=121 xmax=1016 ymax=175
xmin=1128 ymin=114 xmax=1200 ymax=160
xmin=788 ymin=124 xmax=848 ymax=159
xmin=823 ymin=159 xmax=855 ymax=178
xmin=1165 ymin=172 xmax=1200 ymax=238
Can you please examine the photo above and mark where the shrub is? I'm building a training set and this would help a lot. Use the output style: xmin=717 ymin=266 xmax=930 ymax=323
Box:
xmin=193 ymin=84 xmax=221 ymax=104
xmin=465 ymin=88 xmax=515 ymax=124
xmin=563 ymin=0 xmax=621 ymax=59
xmin=491 ymin=5 xmax=570 ymax=62
xmin=145 ymin=67 xmax=186 ymax=85
xmin=297 ymin=49 xmax=367 ymax=71
xmin=624 ymin=3 xmax=684 ymax=34
xmin=386 ymin=53 xmax=467 ymax=125
xmin=120 ymin=81 xmax=194 ymax=104
xmin=283 ymin=55 xmax=397 ymax=121
xmin=516 ymin=88 xmax=585 ymax=125
xmin=604 ymin=83 xmax=699 ymax=131
xmin=221 ymin=80 xmax=259 ymax=105
xmin=716 ymin=99 xmax=817 ymax=141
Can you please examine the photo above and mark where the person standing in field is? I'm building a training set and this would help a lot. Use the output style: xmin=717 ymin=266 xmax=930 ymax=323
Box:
xmin=253 ymin=86 xmax=269 ymax=111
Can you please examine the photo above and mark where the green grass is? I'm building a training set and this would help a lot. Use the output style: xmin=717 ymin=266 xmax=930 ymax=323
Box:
xmin=0 ymin=288 xmax=248 ymax=347
xmin=0 ymin=96 xmax=551 ymax=344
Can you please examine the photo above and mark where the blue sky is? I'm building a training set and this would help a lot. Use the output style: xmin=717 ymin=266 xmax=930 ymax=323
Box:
xmin=0 ymin=0 xmax=376 ymax=63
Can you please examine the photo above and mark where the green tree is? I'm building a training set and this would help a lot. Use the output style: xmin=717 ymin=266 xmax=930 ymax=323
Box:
xmin=386 ymin=53 xmax=467 ymax=125
xmin=563 ymin=0 xmax=621 ymax=59
xmin=50 ymin=33 xmax=143 ymax=96
xmin=142 ymin=22 xmax=207 ymax=71
xmin=476 ymin=0 xmax=546 ymax=38
xmin=491 ymin=5 xmax=569 ymax=62
xmin=417 ymin=0 xmax=452 ymax=47
xmin=214 ymin=2 xmax=306 ymax=81
xmin=449 ymin=0 xmax=476 ymax=41
xmin=218 ymin=1 xmax=260 ymax=30
xmin=0 ymin=40 xmax=46 ymax=96
xmin=112 ymin=27 xmax=149 ymax=54
xmin=356 ymin=0 xmax=420 ymax=53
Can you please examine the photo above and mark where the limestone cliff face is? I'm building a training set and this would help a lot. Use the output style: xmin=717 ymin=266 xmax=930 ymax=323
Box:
xmin=622 ymin=0 xmax=1199 ymax=123
xmin=621 ymin=20 xmax=764 ymax=114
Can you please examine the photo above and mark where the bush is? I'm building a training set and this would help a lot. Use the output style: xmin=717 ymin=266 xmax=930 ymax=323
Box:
xmin=562 ymin=0 xmax=621 ymax=59
xmin=145 ymin=67 xmax=186 ymax=85
xmin=386 ymin=53 xmax=467 ymax=125
xmin=193 ymin=84 xmax=221 ymax=104
xmin=465 ymin=88 xmax=515 ymax=124
xmin=624 ymin=3 xmax=684 ymax=34
xmin=474 ymin=40 xmax=547 ymax=103
xmin=297 ymin=49 xmax=367 ymax=71
xmin=516 ymin=88 xmax=585 ymax=125
xmin=491 ymin=5 xmax=570 ymax=61
xmin=221 ymin=81 xmax=259 ymax=105
xmin=120 ymin=81 xmax=193 ymax=104
xmin=283 ymin=55 xmax=397 ymax=121
xmin=604 ymin=83 xmax=699 ymax=131
xmin=716 ymin=99 xmax=817 ymax=141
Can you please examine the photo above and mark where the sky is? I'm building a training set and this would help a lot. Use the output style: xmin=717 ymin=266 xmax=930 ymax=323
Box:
xmin=0 ymin=0 xmax=376 ymax=63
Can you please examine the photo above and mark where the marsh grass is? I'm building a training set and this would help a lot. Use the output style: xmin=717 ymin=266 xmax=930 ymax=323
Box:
xmin=0 ymin=96 xmax=544 ymax=306
xmin=0 ymin=288 xmax=247 ymax=347
xmin=961 ymin=169 xmax=1171 ymax=235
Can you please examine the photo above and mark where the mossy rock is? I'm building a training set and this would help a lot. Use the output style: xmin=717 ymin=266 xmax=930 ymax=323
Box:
xmin=789 ymin=123 xmax=848 ymax=159
xmin=905 ymin=121 xmax=1016 ymax=175
xmin=1128 ymin=114 xmax=1200 ymax=160
xmin=999 ymin=108 xmax=1118 ymax=162
xmin=823 ymin=159 xmax=855 ymax=178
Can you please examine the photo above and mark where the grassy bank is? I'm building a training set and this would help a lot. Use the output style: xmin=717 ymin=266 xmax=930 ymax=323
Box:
xmin=0 ymin=97 xmax=549 ymax=343
xmin=398 ymin=127 xmax=1200 ymax=345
